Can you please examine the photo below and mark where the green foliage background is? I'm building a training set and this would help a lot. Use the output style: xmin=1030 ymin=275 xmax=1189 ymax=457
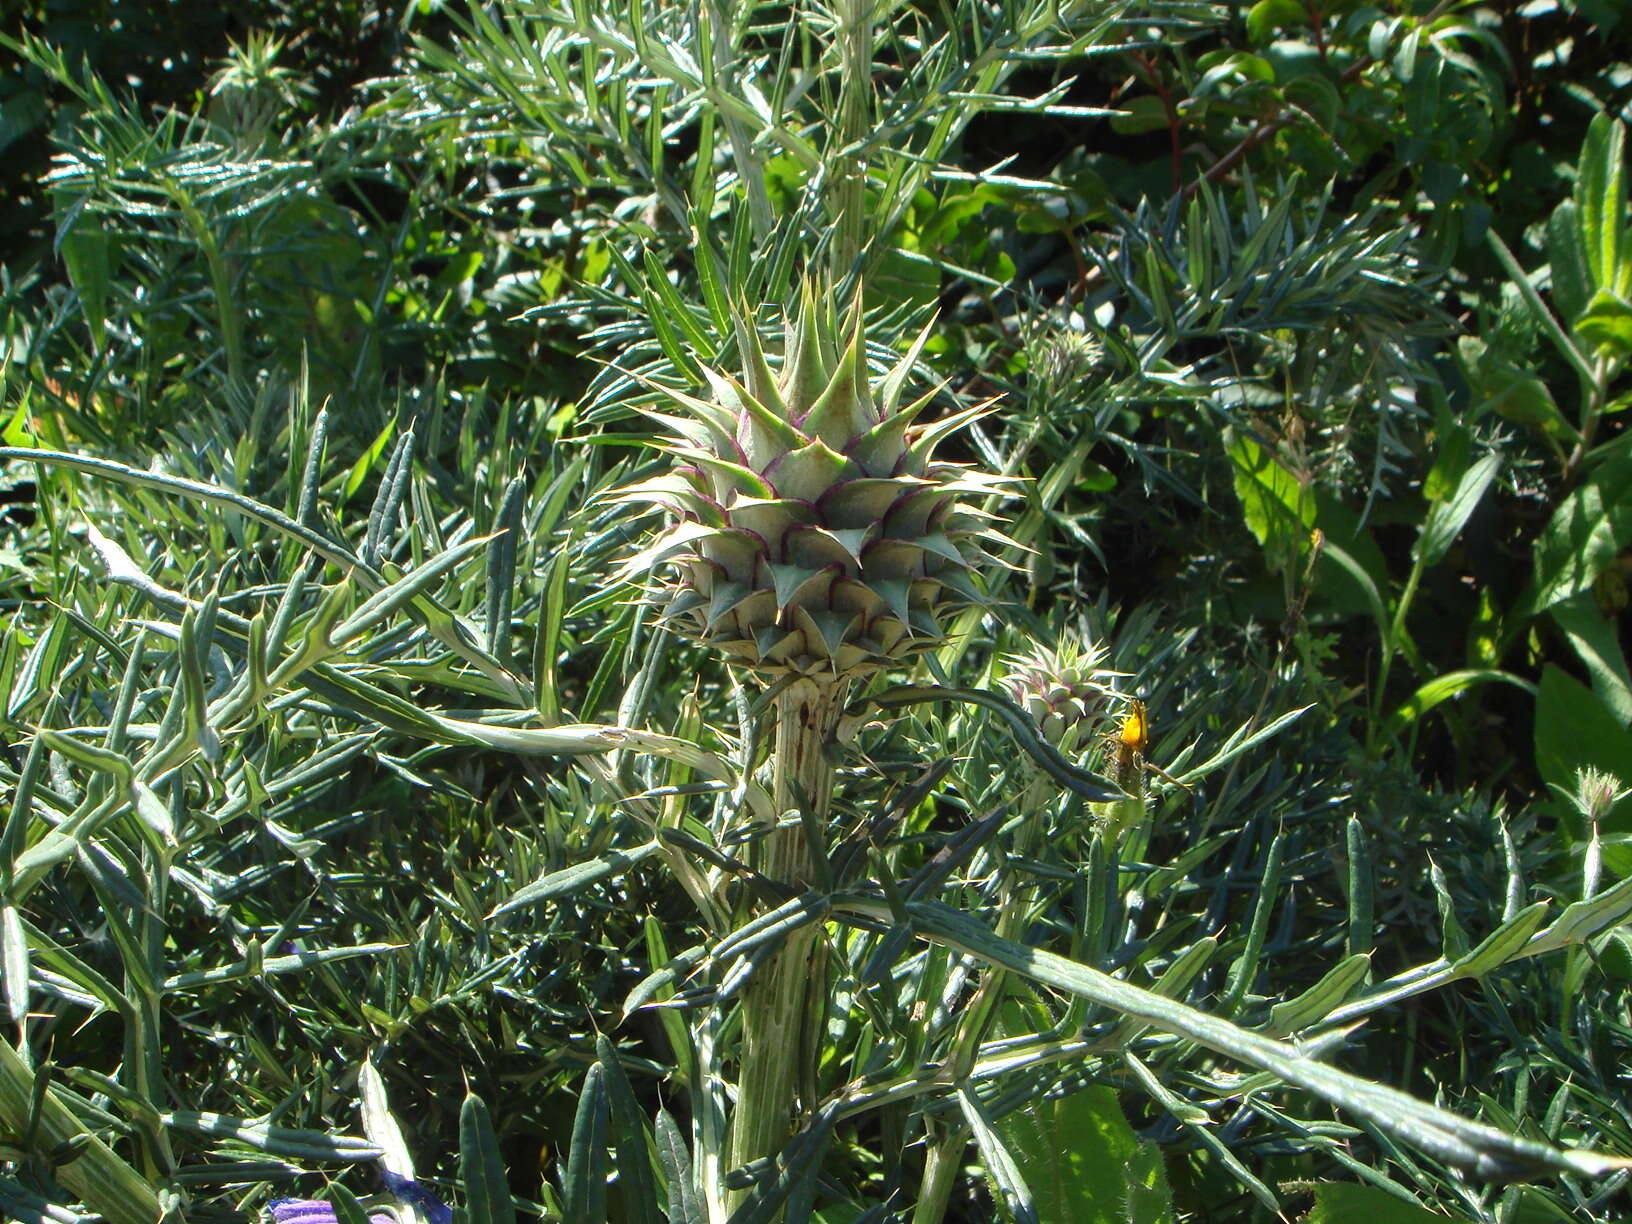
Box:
xmin=2 ymin=1 xmax=1632 ymax=1222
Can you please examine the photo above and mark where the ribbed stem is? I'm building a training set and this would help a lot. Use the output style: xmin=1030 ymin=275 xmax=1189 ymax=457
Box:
xmin=0 ymin=1039 xmax=162 ymax=1224
xmin=913 ymin=1128 xmax=967 ymax=1224
xmin=831 ymin=0 xmax=873 ymax=276
xmin=729 ymin=677 xmax=845 ymax=1212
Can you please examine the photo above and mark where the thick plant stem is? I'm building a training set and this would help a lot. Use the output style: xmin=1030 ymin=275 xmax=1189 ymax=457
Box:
xmin=0 ymin=1039 xmax=162 ymax=1224
xmin=729 ymin=678 xmax=845 ymax=1209
xmin=914 ymin=1128 xmax=967 ymax=1224
xmin=831 ymin=0 xmax=873 ymax=277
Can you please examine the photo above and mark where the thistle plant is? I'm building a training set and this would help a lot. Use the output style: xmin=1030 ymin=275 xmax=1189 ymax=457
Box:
xmin=615 ymin=280 xmax=1011 ymax=1188
xmin=9 ymin=4 xmax=1632 ymax=1224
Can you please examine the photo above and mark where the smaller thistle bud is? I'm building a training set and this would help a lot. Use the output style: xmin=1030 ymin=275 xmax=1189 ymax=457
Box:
xmin=1573 ymin=766 xmax=1629 ymax=828
xmin=1027 ymin=327 xmax=1104 ymax=405
xmin=1003 ymin=636 xmax=1122 ymax=756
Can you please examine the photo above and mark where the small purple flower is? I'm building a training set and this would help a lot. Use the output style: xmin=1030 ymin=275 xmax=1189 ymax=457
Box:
xmin=267 ymin=1201 xmax=393 ymax=1224
xmin=268 ymin=1174 xmax=450 ymax=1224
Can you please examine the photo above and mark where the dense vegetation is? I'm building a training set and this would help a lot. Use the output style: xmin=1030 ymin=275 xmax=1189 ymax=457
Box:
xmin=2 ymin=1 xmax=1631 ymax=1222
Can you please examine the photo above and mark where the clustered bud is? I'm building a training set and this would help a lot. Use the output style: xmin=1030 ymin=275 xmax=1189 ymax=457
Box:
xmin=1574 ymin=765 xmax=1629 ymax=827
xmin=1027 ymin=327 xmax=1104 ymax=405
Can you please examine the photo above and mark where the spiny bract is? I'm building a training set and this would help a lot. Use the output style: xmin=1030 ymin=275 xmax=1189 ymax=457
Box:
xmin=616 ymin=283 xmax=1013 ymax=682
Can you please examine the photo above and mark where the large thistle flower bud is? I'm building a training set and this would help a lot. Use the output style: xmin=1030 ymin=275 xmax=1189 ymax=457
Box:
xmin=616 ymin=283 xmax=1012 ymax=683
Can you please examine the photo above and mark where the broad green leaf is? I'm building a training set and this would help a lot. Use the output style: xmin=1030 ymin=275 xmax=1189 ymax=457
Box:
xmin=1318 ymin=539 xmax=1389 ymax=637
xmin=1227 ymin=430 xmax=1314 ymax=574
xmin=1549 ymin=200 xmax=1593 ymax=328
xmin=0 ymin=400 xmax=34 ymax=448
xmin=993 ymin=1084 xmax=1174 ymax=1224
xmin=1573 ymin=0 xmax=1628 ymax=30
xmin=868 ymin=246 xmax=946 ymax=316
xmin=1487 ymin=229 xmax=1595 ymax=385
xmin=1596 ymin=929 xmax=1632 ymax=983
xmin=1385 ymin=669 xmax=1537 ymax=736
xmin=1575 ymin=113 xmax=1626 ymax=294
xmin=1393 ymin=26 xmax=1422 ymax=82
xmin=1603 ymin=457 xmax=1632 ymax=543
xmin=1423 ymin=423 xmax=1471 ymax=504
xmin=1192 ymin=52 xmax=1274 ymax=97
xmin=1313 ymin=490 xmax=1392 ymax=624
xmin=1574 ymin=288 xmax=1632 ymax=359
xmin=1522 ymin=479 xmax=1620 ymax=615
xmin=1551 ymin=595 xmax=1632 ymax=723
xmin=1460 ymin=340 xmax=1571 ymax=438
xmin=1417 ymin=454 xmax=1499 ymax=567
xmin=1109 ymin=96 xmax=1169 ymax=135
xmin=1534 ymin=665 xmax=1632 ymax=837
xmin=1076 ymin=460 xmax=1115 ymax=493
xmin=1246 ymin=0 xmax=1305 ymax=43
